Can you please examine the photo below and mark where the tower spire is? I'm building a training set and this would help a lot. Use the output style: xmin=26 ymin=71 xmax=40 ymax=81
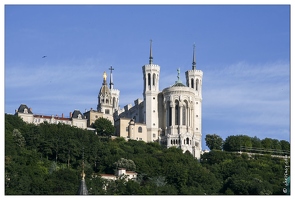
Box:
xmin=149 ymin=39 xmax=153 ymax=64
xmin=192 ymin=43 xmax=196 ymax=70
xmin=78 ymin=147 xmax=88 ymax=195
xmin=109 ymin=66 xmax=114 ymax=89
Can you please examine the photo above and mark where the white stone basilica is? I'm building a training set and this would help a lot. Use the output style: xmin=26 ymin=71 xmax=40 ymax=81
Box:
xmin=14 ymin=41 xmax=203 ymax=159
xmin=98 ymin=41 xmax=203 ymax=159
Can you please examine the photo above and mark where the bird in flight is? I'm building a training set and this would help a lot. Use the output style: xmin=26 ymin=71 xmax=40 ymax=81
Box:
xmin=42 ymin=55 xmax=47 ymax=58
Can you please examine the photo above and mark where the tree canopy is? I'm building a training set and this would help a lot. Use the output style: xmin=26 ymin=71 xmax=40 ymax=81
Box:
xmin=5 ymin=114 xmax=290 ymax=195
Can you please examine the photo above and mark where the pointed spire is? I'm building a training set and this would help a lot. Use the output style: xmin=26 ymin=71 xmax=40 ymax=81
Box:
xmin=192 ymin=43 xmax=196 ymax=70
xmin=78 ymin=147 xmax=88 ymax=195
xmin=109 ymin=66 xmax=114 ymax=89
xmin=149 ymin=39 xmax=153 ymax=64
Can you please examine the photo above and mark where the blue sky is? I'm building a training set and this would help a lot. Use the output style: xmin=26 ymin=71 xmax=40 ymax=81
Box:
xmin=3 ymin=3 xmax=291 ymax=149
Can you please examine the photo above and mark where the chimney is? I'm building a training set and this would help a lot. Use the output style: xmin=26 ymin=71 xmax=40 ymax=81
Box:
xmin=70 ymin=112 xmax=72 ymax=118
xmin=62 ymin=113 xmax=64 ymax=118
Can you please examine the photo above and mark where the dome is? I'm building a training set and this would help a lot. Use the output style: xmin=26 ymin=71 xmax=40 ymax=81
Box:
xmin=171 ymin=82 xmax=186 ymax=87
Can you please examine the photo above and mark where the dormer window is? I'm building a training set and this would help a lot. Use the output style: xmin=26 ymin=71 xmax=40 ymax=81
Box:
xmin=24 ymin=108 xmax=28 ymax=114
xmin=78 ymin=114 xmax=82 ymax=119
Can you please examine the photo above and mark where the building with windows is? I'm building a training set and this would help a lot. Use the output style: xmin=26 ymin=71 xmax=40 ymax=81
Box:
xmin=97 ymin=41 xmax=203 ymax=159
xmin=14 ymin=41 xmax=203 ymax=159
xmin=15 ymin=104 xmax=87 ymax=129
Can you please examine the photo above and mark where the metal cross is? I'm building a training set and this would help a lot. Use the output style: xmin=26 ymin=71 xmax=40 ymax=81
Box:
xmin=109 ymin=66 xmax=114 ymax=73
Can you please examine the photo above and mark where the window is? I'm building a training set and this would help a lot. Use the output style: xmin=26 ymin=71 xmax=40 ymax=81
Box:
xmin=105 ymin=109 xmax=110 ymax=114
xmin=175 ymin=100 xmax=179 ymax=125
xmin=126 ymin=127 xmax=129 ymax=132
xmin=78 ymin=114 xmax=82 ymax=119
xmin=138 ymin=127 xmax=142 ymax=133
xmin=153 ymin=133 xmax=156 ymax=138
xmin=148 ymin=73 xmax=151 ymax=86
xmin=182 ymin=105 xmax=186 ymax=125
xmin=153 ymin=73 xmax=156 ymax=86
xmin=168 ymin=102 xmax=172 ymax=126
xmin=24 ymin=108 xmax=28 ymax=114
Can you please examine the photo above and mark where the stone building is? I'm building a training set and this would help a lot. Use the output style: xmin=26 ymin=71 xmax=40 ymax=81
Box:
xmin=14 ymin=41 xmax=203 ymax=159
xmin=15 ymin=104 xmax=87 ymax=129
xmin=99 ymin=41 xmax=204 ymax=159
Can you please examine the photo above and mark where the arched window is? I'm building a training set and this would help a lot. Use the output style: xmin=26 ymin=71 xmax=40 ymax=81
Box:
xmin=148 ymin=73 xmax=151 ymax=86
xmin=167 ymin=101 xmax=172 ymax=126
xmin=196 ymin=79 xmax=199 ymax=91
xmin=186 ymin=138 xmax=189 ymax=145
xmin=191 ymin=78 xmax=194 ymax=89
xmin=113 ymin=97 xmax=116 ymax=108
xmin=175 ymin=100 xmax=179 ymax=125
xmin=106 ymin=99 xmax=109 ymax=104
xmin=153 ymin=73 xmax=156 ymax=86
xmin=138 ymin=126 xmax=142 ymax=133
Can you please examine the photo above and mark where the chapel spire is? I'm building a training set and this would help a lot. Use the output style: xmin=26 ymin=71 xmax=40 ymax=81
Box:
xmin=149 ymin=39 xmax=153 ymax=64
xmin=77 ymin=147 xmax=88 ymax=195
xmin=192 ymin=43 xmax=196 ymax=70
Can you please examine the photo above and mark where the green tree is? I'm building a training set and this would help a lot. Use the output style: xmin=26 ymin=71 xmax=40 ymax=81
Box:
xmin=205 ymin=134 xmax=223 ymax=150
xmin=113 ymin=158 xmax=136 ymax=171
xmin=92 ymin=117 xmax=115 ymax=137
xmin=223 ymin=135 xmax=240 ymax=151
xmin=261 ymin=138 xmax=273 ymax=150
xmin=280 ymin=140 xmax=290 ymax=153
xmin=12 ymin=129 xmax=26 ymax=148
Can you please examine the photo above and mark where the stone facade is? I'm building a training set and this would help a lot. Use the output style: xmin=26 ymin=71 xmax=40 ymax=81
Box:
xmin=15 ymin=104 xmax=87 ymax=129
xmin=14 ymin=42 xmax=203 ymax=159
xmin=106 ymin=42 xmax=203 ymax=159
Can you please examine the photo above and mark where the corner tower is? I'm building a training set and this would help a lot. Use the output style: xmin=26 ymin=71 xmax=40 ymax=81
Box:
xmin=185 ymin=44 xmax=203 ymax=158
xmin=142 ymin=40 xmax=160 ymax=142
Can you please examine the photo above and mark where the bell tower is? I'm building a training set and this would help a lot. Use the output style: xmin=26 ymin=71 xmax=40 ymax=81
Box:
xmin=185 ymin=44 xmax=203 ymax=158
xmin=142 ymin=40 xmax=160 ymax=142
xmin=97 ymin=72 xmax=113 ymax=118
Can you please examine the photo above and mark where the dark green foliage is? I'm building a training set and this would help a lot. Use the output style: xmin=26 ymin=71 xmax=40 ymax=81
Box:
xmin=5 ymin=114 xmax=290 ymax=195
xmin=205 ymin=134 xmax=223 ymax=150
xmin=92 ymin=117 xmax=115 ymax=136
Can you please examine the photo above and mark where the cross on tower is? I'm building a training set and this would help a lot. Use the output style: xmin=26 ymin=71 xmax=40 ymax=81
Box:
xmin=109 ymin=66 xmax=114 ymax=73
xmin=109 ymin=66 xmax=114 ymax=89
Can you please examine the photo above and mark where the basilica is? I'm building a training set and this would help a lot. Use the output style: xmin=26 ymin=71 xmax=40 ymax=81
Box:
xmin=15 ymin=41 xmax=203 ymax=159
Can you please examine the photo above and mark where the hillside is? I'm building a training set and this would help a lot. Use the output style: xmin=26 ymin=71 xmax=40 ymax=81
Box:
xmin=5 ymin=114 xmax=289 ymax=195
